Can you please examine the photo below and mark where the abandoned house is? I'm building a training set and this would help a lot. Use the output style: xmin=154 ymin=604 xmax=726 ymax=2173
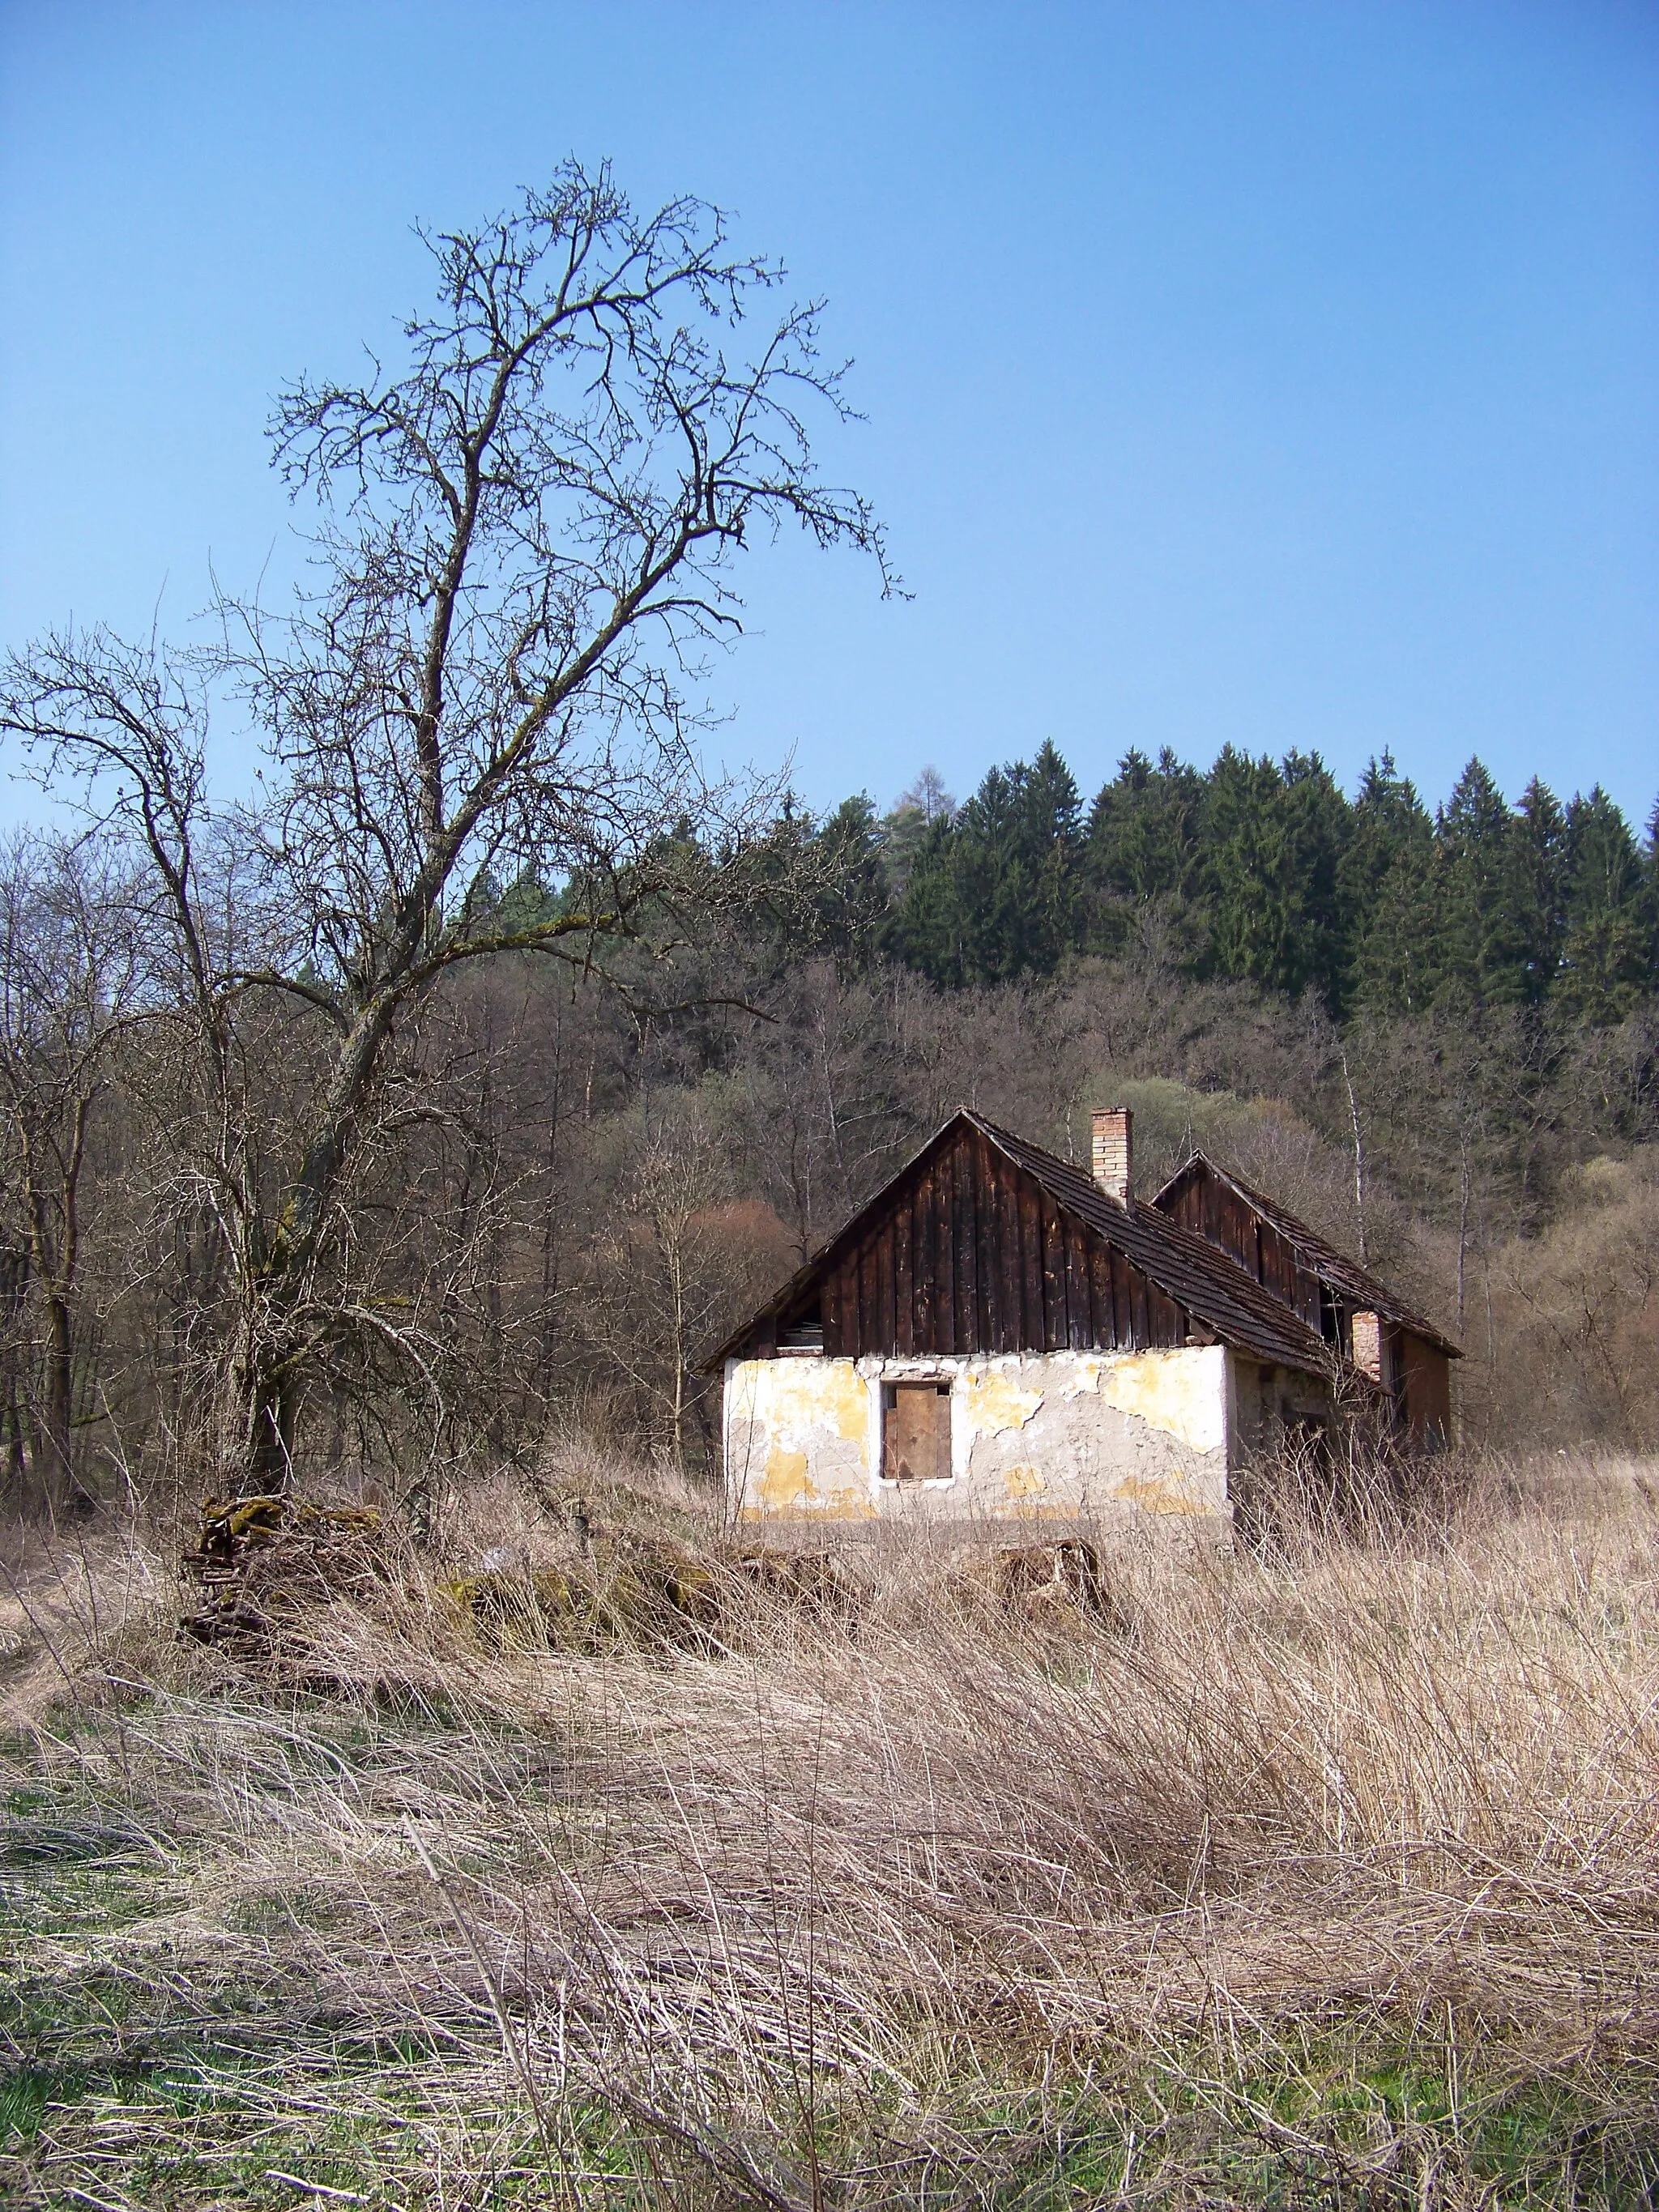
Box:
xmin=710 ymin=1106 xmax=1459 ymax=1536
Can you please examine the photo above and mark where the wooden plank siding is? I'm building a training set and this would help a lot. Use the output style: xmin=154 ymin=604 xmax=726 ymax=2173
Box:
xmin=902 ymin=1185 xmax=915 ymax=1353
xmin=1164 ymin=1170 xmax=1333 ymax=1343
xmin=712 ymin=1108 xmax=1339 ymax=1379
xmin=1048 ymin=1208 xmax=1069 ymax=1345
xmin=1064 ymin=1215 xmax=1092 ymax=1351
xmin=812 ymin=1120 xmax=1203 ymax=1361
xmin=1399 ymin=1330 xmax=1452 ymax=1445
xmin=1088 ymin=1241 xmax=1115 ymax=1351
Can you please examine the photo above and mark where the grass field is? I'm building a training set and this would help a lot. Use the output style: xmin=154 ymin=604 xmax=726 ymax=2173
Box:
xmin=2 ymin=1453 xmax=1657 ymax=2208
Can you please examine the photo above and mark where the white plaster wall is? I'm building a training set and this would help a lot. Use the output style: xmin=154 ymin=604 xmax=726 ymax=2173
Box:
xmin=724 ymin=1345 xmax=1232 ymax=1531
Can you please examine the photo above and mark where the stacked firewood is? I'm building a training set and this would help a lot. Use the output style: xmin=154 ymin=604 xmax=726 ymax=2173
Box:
xmin=180 ymin=1494 xmax=383 ymax=1655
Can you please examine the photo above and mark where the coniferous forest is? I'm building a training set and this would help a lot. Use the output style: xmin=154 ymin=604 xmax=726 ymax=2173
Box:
xmin=759 ymin=742 xmax=1658 ymax=1024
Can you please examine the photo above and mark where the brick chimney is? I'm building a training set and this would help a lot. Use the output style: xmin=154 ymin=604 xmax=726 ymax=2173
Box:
xmin=1091 ymin=1107 xmax=1132 ymax=1203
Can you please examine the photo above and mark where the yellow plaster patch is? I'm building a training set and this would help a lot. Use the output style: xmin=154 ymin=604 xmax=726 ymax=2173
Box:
xmin=1098 ymin=1349 xmax=1226 ymax=1454
xmin=736 ymin=1358 xmax=880 ymax=1517
xmin=755 ymin=1359 xmax=871 ymax=1451
xmin=1002 ymin=1463 xmax=1047 ymax=1500
xmin=1110 ymin=1468 xmax=1210 ymax=1516
xmin=965 ymin=1369 xmax=1045 ymax=1438
xmin=757 ymin=1447 xmax=817 ymax=1511
xmin=829 ymin=1368 xmax=871 ymax=1444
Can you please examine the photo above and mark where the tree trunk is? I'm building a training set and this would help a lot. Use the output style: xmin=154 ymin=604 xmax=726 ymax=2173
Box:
xmin=35 ymin=1286 xmax=77 ymax=1511
xmin=245 ymin=1367 xmax=296 ymax=1496
xmin=225 ymin=1328 xmax=299 ymax=1498
xmin=213 ymin=997 xmax=396 ymax=1498
xmin=1341 ymin=1053 xmax=1368 ymax=1266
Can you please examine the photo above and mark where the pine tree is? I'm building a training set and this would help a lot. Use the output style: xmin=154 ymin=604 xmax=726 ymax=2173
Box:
xmin=1083 ymin=747 xmax=1205 ymax=954
xmin=1555 ymin=786 xmax=1653 ymax=1022
xmin=1435 ymin=759 xmax=1531 ymax=1008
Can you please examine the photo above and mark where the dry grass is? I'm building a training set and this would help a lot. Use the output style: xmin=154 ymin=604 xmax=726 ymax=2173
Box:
xmin=2 ymin=1451 xmax=1657 ymax=2207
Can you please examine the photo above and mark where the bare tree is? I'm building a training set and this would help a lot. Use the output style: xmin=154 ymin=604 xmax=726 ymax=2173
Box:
xmin=581 ymin=1089 xmax=791 ymax=1464
xmin=0 ymin=833 xmax=141 ymax=1509
xmin=1 ymin=161 xmax=889 ymax=1495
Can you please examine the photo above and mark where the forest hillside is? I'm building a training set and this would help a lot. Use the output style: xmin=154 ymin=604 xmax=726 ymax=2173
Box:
xmin=3 ymin=734 xmax=1656 ymax=1507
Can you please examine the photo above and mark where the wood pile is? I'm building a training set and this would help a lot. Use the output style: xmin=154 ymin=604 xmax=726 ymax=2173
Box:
xmin=180 ymin=1494 xmax=384 ymax=1656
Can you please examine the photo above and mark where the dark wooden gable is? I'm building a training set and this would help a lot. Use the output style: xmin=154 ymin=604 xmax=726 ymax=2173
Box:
xmin=1154 ymin=1157 xmax=1336 ymax=1344
xmin=757 ymin=1119 xmax=1190 ymax=1362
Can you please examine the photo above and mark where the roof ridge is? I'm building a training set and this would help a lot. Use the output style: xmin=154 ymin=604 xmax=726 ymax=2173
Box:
xmin=1153 ymin=1148 xmax=1459 ymax=1356
xmin=963 ymin=1112 xmax=1330 ymax=1369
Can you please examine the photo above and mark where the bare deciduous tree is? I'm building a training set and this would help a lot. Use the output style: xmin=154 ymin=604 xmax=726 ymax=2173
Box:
xmin=582 ymin=1089 xmax=792 ymax=1464
xmin=0 ymin=161 xmax=889 ymax=1494
xmin=0 ymin=833 xmax=141 ymax=1508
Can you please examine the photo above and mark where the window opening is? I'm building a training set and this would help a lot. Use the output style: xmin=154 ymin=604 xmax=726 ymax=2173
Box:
xmin=881 ymin=1380 xmax=952 ymax=1483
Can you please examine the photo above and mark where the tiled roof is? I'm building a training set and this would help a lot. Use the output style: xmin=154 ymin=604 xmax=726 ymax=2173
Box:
xmin=968 ymin=1113 xmax=1332 ymax=1375
xmin=1153 ymin=1152 xmax=1461 ymax=1358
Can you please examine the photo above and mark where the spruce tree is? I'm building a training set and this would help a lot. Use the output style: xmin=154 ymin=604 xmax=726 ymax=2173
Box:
xmin=1511 ymin=777 xmax=1568 ymax=1005
xmin=1199 ymin=747 xmax=1299 ymax=997
xmin=1435 ymin=759 xmax=1531 ymax=1008
xmin=807 ymin=795 xmax=891 ymax=968
xmin=1019 ymin=739 xmax=1087 ymax=975
xmin=1345 ymin=753 xmax=1438 ymax=1012
xmin=1083 ymin=747 xmax=1205 ymax=955
xmin=884 ymin=811 xmax=962 ymax=983
xmin=1277 ymin=749 xmax=1354 ymax=1008
xmin=1555 ymin=786 xmax=1653 ymax=1022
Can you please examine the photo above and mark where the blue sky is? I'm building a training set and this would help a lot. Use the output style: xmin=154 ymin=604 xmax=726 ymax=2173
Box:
xmin=2 ymin=0 xmax=1655 ymax=828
